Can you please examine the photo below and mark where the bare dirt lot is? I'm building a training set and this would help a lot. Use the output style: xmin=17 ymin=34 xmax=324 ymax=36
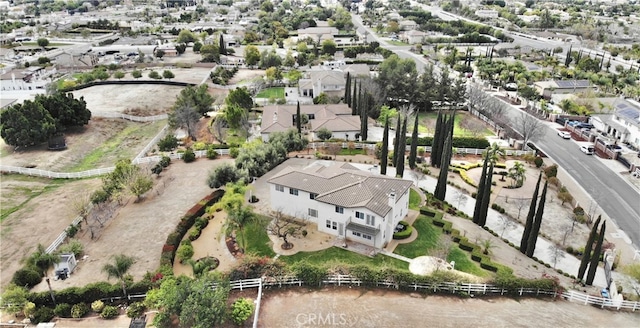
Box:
xmin=71 ymin=84 xmax=185 ymax=114
xmin=258 ymin=288 xmax=640 ymax=328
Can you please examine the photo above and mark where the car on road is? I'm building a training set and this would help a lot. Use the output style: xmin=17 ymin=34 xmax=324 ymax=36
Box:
xmin=580 ymin=145 xmax=595 ymax=155
xmin=557 ymin=130 xmax=571 ymax=139
xmin=504 ymin=83 xmax=518 ymax=91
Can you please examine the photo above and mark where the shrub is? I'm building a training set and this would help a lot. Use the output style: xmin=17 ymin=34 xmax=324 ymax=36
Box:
xmin=126 ymin=302 xmax=145 ymax=318
xmin=157 ymin=135 xmax=178 ymax=151
xmin=533 ymin=156 xmax=543 ymax=168
xmin=206 ymin=145 xmax=219 ymax=159
xmin=393 ymin=225 xmax=414 ymax=240
xmin=57 ymin=239 xmax=84 ymax=257
xmin=12 ymin=267 xmax=42 ymax=288
xmin=32 ymin=307 xmax=55 ymax=324
xmin=91 ymin=300 xmax=105 ymax=313
xmin=100 ymin=305 xmax=118 ymax=319
xmin=573 ymin=206 xmax=585 ymax=216
xmin=65 ymin=224 xmax=79 ymax=238
xmin=182 ymin=148 xmax=196 ymax=162
xmin=230 ymin=298 xmax=255 ymax=325
xmin=71 ymin=303 xmax=89 ymax=318
xmin=159 ymin=155 xmax=171 ymax=167
xmin=176 ymin=241 xmax=194 ymax=263
xmin=188 ymin=226 xmax=202 ymax=241
xmin=544 ymin=164 xmax=558 ymax=178
xmin=54 ymin=303 xmax=72 ymax=318
xmin=229 ymin=147 xmax=239 ymax=158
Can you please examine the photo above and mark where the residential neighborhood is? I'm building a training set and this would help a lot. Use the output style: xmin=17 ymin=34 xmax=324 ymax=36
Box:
xmin=1 ymin=0 xmax=640 ymax=327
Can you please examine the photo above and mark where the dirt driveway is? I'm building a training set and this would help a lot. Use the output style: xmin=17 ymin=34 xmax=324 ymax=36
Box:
xmin=258 ymin=288 xmax=640 ymax=328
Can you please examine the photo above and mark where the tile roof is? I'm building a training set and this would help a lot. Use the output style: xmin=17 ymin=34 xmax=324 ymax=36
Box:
xmin=268 ymin=162 xmax=413 ymax=217
xmin=260 ymin=104 xmax=356 ymax=134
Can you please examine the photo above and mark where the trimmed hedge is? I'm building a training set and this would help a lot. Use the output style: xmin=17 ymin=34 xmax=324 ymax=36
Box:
xmin=407 ymin=136 xmax=490 ymax=149
xmin=28 ymin=280 xmax=152 ymax=308
xmin=160 ymin=189 xmax=225 ymax=266
xmin=393 ymin=224 xmax=414 ymax=240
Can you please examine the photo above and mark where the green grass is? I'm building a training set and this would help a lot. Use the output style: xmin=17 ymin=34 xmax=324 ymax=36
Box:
xmin=21 ymin=42 xmax=72 ymax=47
xmin=447 ymin=248 xmax=489 ymax=277
xmin=68 ymin=120 xmax=166 ymax=172
xmin=337 ymin=148 xmax=365 ymax=156
xmin=409 ymin=189 xmax=421 ymax=210
xmin=393 ymin=215 xmax=442 ymax=259
xmin=238 ymin=216 xmax=276 ymax=257
xmin=417 ymin=112 xmax=494 ymax=137
xmin=255 ymin=87 xmax=284 ymax=99
xmin=280 ymin=247 xmax=409 ymax=270
xmin=224 ymin=129 xmax=248 ymax=147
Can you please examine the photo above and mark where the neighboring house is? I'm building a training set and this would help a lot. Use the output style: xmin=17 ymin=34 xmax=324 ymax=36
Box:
xmin=533 ymin=80 xmax=593 ymax=99
xmin=297 ymin=27 xmax=339 ymax=42
xmin=260 ymin=104 xmax=361 ymax=141
xmin=298 ymin=70 xmax=346 ymax=99
xmin=342 ymin=63 xmax=370 ymax=78
xmin=267 ymin=162 xmax=413 ymax=248
xmin=475 ymin=10 xmax=499 ymax=18
xmin=591 ymin=99 xmax=640 ymax=148
xmin=220 ymin=55 xmax=245 ymax=66
xmin=0 ymin=66 xmax=54 ymax=91
xmin=398 ymin=20 xmax=418 ymax=31
xmin=401 ymin=30 xmax=428 ymax=44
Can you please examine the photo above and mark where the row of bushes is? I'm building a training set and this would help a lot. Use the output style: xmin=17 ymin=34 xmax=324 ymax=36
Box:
xmin=160 ymin=190 xmax=225 ymax=267
xmin=491 ymin=203 xmax=507 ymax=214
xmin=406 ymin=136 xmax=490 ymax=149
xmin=392 ymin=221 xmax=413 ymax=240
xmin=28 ymin=280 xmax=151 ymax=308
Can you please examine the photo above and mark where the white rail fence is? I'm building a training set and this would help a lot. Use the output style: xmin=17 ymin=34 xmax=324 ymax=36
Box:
xmin=92 ymin=111 xmax=168 ymax=122
xmin=308 ymin=142 xmax=535 ymax=157
xmin=101 ymin=276 xmax=639 ymax=312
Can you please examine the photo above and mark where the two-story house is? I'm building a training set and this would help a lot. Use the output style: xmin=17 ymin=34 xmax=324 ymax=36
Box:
xmin=298 ymin=70 xmax=346 ymax=99
xmin=267 ymin=162 xmax=413 ymax=248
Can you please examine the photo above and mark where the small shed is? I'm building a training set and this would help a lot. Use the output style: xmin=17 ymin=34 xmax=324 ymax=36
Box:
xmin=54 ymin=253 xmax=77 ymax=280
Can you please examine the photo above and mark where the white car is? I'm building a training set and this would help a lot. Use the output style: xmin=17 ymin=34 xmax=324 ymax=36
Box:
xmin=557 ymin=131 xmax=571 ymax=139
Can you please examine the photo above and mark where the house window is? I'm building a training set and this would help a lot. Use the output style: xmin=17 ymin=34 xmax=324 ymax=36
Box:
xmin=310 ymin=193 xmax=318 ymax=200
xmin=332 ymin=221 xmax=337 ymax=230
xmin=352 ymin=231 xmax=361 ymax=237
xmin=308 ymin=208 xmax=318 ymax=217
xmin=289 ymin=188 xmax=299 ymax=196
xmin=366 ymin=215 xmax=375 ymax=226
xmin=363 ymin=234 xmax=372 ymax=240
xmin=275 ymin=185 xmax=284 ymax=192
xmin=326 ymin=220 xmax=331 ymax=228
xmin=335 ymin=206 xmax=344 ymax=214
xmin=355 ymin=211 xmax=364 ymax=219
xmin=308 ymin=114 xmax=315 ymax=120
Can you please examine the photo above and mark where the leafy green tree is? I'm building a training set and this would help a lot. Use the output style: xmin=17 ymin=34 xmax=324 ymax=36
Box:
xmin=0 ymin=100 xmax=56 ymax=148
xmin=175 ymin=44 xmax=187 ymax=55
xmin=37 ymin=38 xmax=49 ymax=48
xmin=200 ymin=44 xmax=220 ymax=63
xmin=207 ymin=163 xmax=246 ymax=188
xmin=219 ymin=34 xmax=226 ymax=55
xmin=176 ymin=29 xmax=197 ymax=43
xmin=175 ymin=84 xmax=215 ymax=116
xmin=313 ymin=93 xmax=329 ymax=104
xmin=259 ymin=49 xmax=282 ymax=69
xmin=380 ymin=116 xmax=389 ymax=175
xmin=225 ymin=87 xmax=253 ymax=111
xmin=0 ymin=284 xmax=30 ymax=316
xmin=192 ymin=41 xmax=203 ymax=52
xmin=316 ymin=127 xmax=332 ymax=141
xmin=34 ymin=93 xmax=91 ymax=131
xmin=321 ymin=39 xmax=337 ymax=55
xmin=244 ymin=45 xmax=260 ymax=67
xmin=376 ymin=54 xmax=417 ymax=104
xmin=102 ymin=254 xmax=135 ymax=297
xmin=179 ymin=276 xmax=229 ymax=328
xmin=223 ymin=103 xmax=247 ymax=129
xmin=155 ymin=49 xmax=165 ymax=58
xmin=377 ymin=105 xmax=397 ymax=125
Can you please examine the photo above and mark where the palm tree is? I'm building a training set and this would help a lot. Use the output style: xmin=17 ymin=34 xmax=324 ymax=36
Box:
xmin=102 ymin=254 xmax=135 ymax=297
xmin=223 ymin=205 xmax=256 ymax=252
xmin=29 ymin=244 xmax=58 ymax=278
xmin=508 ymin=161 xmax=526 ymax=187
xmin=481 ymin=239 xmax=496 ymax=256
xmin=484 ymin=143 xmax=505 ymax=165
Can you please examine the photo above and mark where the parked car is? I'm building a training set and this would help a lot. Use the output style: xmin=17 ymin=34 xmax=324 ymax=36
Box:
xmin=557 ymin=130 xmax=571 ymax=139
xmin=580 ymin=145 xmax=595 ymax=155
xmin=606 ymin=145 xmax=623 ymax=153
xmin=504 ymin=83 xmax=518 ymax=91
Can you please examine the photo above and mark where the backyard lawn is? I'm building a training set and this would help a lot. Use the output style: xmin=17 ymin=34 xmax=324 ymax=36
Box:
xmin=237 ymin=216 xmax=276 ymax=257
xmin=409 ymin=189 xmax=421 ymax=210
xmin=447 ymin=248 xmax=489 ymax=278
xmin=417 ymin=112 xmax=494 ymax=137
xmin=255 ymin=87 xmax=284 ymax=99
xmin=394 ymin=215 xmax=441 ymax=259
xmin=280 ymin=247 xmax=409 ymax=271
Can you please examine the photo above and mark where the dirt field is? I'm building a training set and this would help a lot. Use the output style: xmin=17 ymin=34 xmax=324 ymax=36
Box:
xmin=258 ymin=288 xmax=640 ymax=328
xmin=71 ymin=84 xmax=185 ymax=114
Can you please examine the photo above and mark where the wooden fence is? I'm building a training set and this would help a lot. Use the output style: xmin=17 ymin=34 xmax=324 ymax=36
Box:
xmin=107 ymin=275 xmax=639 ymax=312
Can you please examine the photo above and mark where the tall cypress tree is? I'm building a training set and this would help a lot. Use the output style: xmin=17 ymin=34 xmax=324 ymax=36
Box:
xmin=351 ymin=79 xmax=358 ymax=114
xmin=219 ymin=34 xmax=226 ymax=55
xmin=520 ymin=172 xmax=542 ymax=254
xmin=296 ymin=101 xmax=302 ymax=135
xmin=565 ymin=45 xmax=572 ymax=67
xmin=393 ymin=113 xmax=402 ymax=166
xmin=345 ymin=72 xmax=351 ymax=106
xmin=477 ymin=163 xmax=494 ymax=227
xmin=586 ymin=222 xmax=606 ymax=285
xmin=408 ymin=113 xmax=419 ymax=169
xmin=430 ymin=110 xmax=443 ymax=167
xmin=578 ymin=216 xmax=601 ymax=281
xmin=360 ymin=93 xmax=369 ymax=141
xmin=434 ymin=113 xmax=455 ymax=201
xmin=472 ymin=151 xmax=490 ymax=224
xmin=434 ymin=134 xmax=450 ymax=201
xmin=396 ymin=115 xmax=408 ymax=177
xmin=526 ymin=180 xmax=548 ymax=257
xmin=380 ymin=116 xmax=389 ymax=175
